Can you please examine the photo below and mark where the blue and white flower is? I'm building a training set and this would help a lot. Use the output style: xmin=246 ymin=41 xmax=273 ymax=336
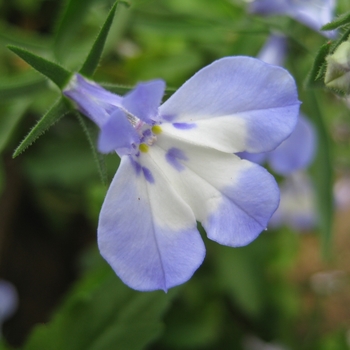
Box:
xmin=64 ymin=57 xmax=299 ymax=291
xmin=249 ymin=0 xmax=336 ymax=37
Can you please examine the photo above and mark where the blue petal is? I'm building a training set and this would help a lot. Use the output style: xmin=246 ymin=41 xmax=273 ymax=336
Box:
xmin=269 ymin=172 xmax=317 ymax=230
xmin=204 ymin=161 xmax=279 ymax=246
xmin=236 ymin=151 xmax=267 ymax=165
xmin=122 ymin=79 xmax=165 ymax=124
xmin=98 ymin=156 xmax=205 ymax=291
xmin=249 ymin=0 xmax=291 ymax=15
xmin=64 ymin=74 xmax=122 ymax=127
xmin=267 ymin=115 xmax=316 ymax=175
xmin=258 ymin=34 xmax=287 ymax=67
xmin=159 ymin=57 xmax=299 ymax=154
xmin=98 ymin=109 xmax=140 ymax=155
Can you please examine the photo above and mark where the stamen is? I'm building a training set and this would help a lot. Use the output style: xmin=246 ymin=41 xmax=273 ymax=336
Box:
xmin=139 ymin=144 xmax=149 ymax=153
xmin=152 ymin=125 xmax=162 ymax=134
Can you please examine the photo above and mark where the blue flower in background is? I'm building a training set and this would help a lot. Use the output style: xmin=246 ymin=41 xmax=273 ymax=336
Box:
xmin=64 ymin=57 xmax=299 ymax=291
xmin=269 ymin=172 xmax=317 ymax=230
xmin=0 ymin=280 xmax=18 ymax=336
xmin=239 ymin=114 xmax=316 ymax=175
xmin=249 ymin=0 xmax=336 ymax=37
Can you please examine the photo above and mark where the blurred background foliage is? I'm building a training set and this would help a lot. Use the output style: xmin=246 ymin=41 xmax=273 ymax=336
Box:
xmin=1 ymin=0 xmax=350 ymax=349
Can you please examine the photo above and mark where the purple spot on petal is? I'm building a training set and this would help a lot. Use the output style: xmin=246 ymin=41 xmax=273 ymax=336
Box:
xmin=129 ymin=157 xmax=141 ymax=175
xmin=143 ymin=129 xmax=152 ymax=137
xmin=142 ymin=166 xmax=154 ymax=183
xmin=172 ymin=122 xmax=197 ymax=130
xmin=165 ymin=147 xmax=188 ymax=171
xmin=162 ymin=114 xmax=176 ymax=122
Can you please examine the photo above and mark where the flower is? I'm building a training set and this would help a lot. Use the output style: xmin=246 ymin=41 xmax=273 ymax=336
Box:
xmin=269 ymin=172 xmax=317 ymax=230
xmin=64 ymin=57 xmax=299 ymax=291
xmin=0 ymin=280 xmax=18 ymax=336
xmin=249 ymin=0 xmax=336 ymax=37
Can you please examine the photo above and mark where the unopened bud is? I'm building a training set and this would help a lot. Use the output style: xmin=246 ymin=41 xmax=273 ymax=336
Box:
xmin=325 ymin=40 xmax=350 ymax=93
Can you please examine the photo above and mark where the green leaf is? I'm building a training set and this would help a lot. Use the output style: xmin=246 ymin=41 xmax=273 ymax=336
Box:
xmin=7 ymin=46 xmax=72 ymax=89
xmin=13 ymin=97 xmax=70 ymax=158
xmin=0 ymin=100 xmax=30 ymax=153
xmin=80 ymin=1 xmax=129 ymax=77
xmin=23 ymin=259 xmax=175 ymax=350
xmin=0 ymin=73 xmax=47 ymax=101
xmin=305 ymin=42 xmax=332 ymax=89
xmin=322 ymin=11 xmax=350 ymax=30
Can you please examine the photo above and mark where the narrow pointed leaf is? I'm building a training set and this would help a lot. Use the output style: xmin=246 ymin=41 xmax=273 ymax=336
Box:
xmin=13 ymin=97 xmax=70 ymax=158
xmin=79 ymin=1 xmax=129 ymax=77
xmin=0 ymin=100 xmax=30 ymax=153
xmin=322 ymin=11 xmax=350 ymax=30
xmin=305 ymin=42 xmax=331 ymax=88
xmin=8 ymin=45 xmax=72 ymax=89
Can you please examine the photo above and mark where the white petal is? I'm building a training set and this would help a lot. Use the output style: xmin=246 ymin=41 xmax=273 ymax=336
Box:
xmin=149 ymin=132 xmax=279 ymax=247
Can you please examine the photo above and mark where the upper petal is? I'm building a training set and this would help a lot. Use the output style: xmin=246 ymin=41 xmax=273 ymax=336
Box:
xmin=122 ymin=79 xmax=165 ymax=124
xmin=159 ymin=57 xmax=300 ymax=153
xmin=98 ymin=155 xmax=205 ymax=291
xmin=151 ymin=132 xmax=280 ymax=247
xmin=97 ymin=109 xmax=140 ymax=155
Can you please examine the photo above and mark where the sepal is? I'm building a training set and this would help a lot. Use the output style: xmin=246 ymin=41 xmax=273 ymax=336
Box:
xmin=12 ymin=97 xmax=70 ymax=158
xmin=8 ymin=45 xmax=72 ymax=89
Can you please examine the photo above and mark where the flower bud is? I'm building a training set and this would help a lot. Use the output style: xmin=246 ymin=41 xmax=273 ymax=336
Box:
xmin=325 ymin=40 xmax=350 ymax=93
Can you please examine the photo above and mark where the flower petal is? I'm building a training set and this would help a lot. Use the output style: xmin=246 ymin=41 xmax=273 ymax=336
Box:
xmin=64 ymin=74 xmax=122 ymax=127
xmin=98 ymin=109 xmax=140 ymax=155
xmin=258 ymin=34 xmax=287 ymax=67
xmin=98 ymin=155 xmax=205 ymax=291
xmin=267 ymin=114 xmax=316 ymax=175
xmin=159 ymin=57 xmax=299 ymax=153
xmin=269 ymin=172 xmax=317 ymax=230
xmin=249 ymin=0 xmax=291 ymax=15
xmin=290 ymin=0 xmax=336 ymax=35
xmin=152 ymin=133 xmax=279 ymax=247
xmin=122 ymin=79 xmax=166 ymax=124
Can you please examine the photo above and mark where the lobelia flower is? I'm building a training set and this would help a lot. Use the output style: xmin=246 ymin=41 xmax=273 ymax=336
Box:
xmin=64 ymin=57 xmax=300 ymax=291
xmin=248 ymin=0 xmax=336 ymax=37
